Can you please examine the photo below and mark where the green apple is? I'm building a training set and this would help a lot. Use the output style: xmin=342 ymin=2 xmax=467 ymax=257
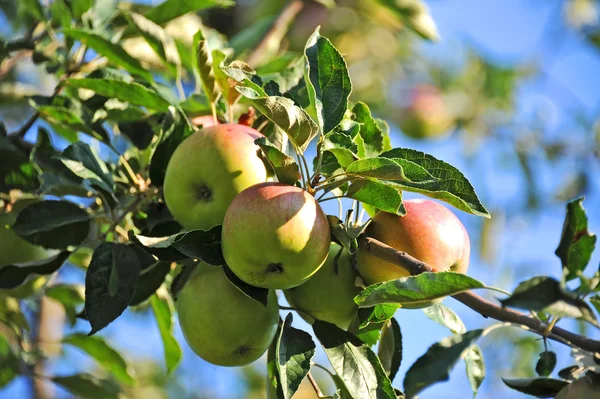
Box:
xmin=163 ymin=124 xmax=268 ymax=231
xmin=221 ymin=182 xmax=330 ymax=290
xmin=397 ymin=85 xmax=454 ymax=140
xmin=177 ymin=263 xmax=279 ymax=367
xmin=284 ymin=243 xmax=361 ymax=329
xmin=0 ymin=201 xmax=59 ymax=298
xmin=357 ymin=198 xmax=470 ymax=286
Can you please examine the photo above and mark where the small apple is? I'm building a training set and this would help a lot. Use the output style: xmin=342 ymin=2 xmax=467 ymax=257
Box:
xmin=221 ymin=182 xmax=330 ymax=290
xmin=0 ymin=201 xmax=59 ymax=298
xmin=163 ymin=124 xmax=268 ymax=231
xmin=397 ymin=85 xmax=454 ymax=140
xmin=177 ymin=263 xmax=279 ymax=367
xmin=284 ymin=243 xmax=361 ymax=329
xmin=357 ymin=199 xmax=470 ymax=285
xmin=191 ymin=115 xmax=220 ymax=128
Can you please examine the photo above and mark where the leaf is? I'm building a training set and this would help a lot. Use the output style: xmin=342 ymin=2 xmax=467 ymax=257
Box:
xmin=57 ymin=142 xmax=114 ymax=193
xmin=346 ymin=158 xmax=412 ymax=182
xmin=118 ymin=120 xmax=155 ymax=150
xmin=85 ymin=243 xmax=141 ymax=335
xmin=12 ymin=200 xmax=90 ymax=250
xmin=352 ymin=102 xmax=385 ymax=157
xmin=130 ymin=262 xmax=171 ymax=306
xmin=347 ymin=180 xmax=404 ymax=215
xmin=67 ymin=79 xmax=172 ymax=111
xmin=464 ymin=345 xmax=485 ymax=396
xmin=171 ymin=226 xmax=225 ymax=265
xmin=536 ymin=351 xmax=557 ymax=377
xmin=149 ymin=111 xmax=192 ymax=186
xmin=46 ymin=284 xmax=85 ymax=326
xmin=422 ymin=303 xmax=466 ymax=334
xmin=212 ymin=49 xmax=239 ymax=106
xmin=0 ymin=335 xmax=19 ymax=388
xmin=555 ymin=197 xmax=597 ymax=281
xmin=143 ymin=0 xmax=234 ymax=27
xmin=255 ymin=137 xmax=301 ymax=185
xmin=222 ymin=264 xmax=270 ymax=307
xmin=313 ymin=320 xmax=396 ymax=399
xmin=52 ymin=373 xmax=122 ymax=399
xmin=304 ymin=27 xmax=352 ymax=133
xmin=501 ymin=276 xmax=599 ymax=327
xmin=63 ymin=28 xmax=152 ymax=81
xmin=376 ymin=0 xmax=439 ymax=41
xmin=501 ymin=377 xmax=569 ymax=398
xmin=277 ymin=314 xmax=316 ymax=399
xmin=128 ymin=231 xmax=186 ymax=262
xmin=359 ymin=304 xmax=399 ymax=328
xmin=379 ymin=148 xmax=490 ymax=218
xmin=63 ymin=333 xmax=135 ymax=386
xmin=322 ymin=131 xmax=359 ymax=168
xmin=151 ymin=293 xmax=182 ymax=375
xmin=193 ymin=30 xmax=219 ymax=102
xmin=355 ymin=272 xmax=486 ymax=308
xmin=0 ymin=252 xmax=70 ymax=289
xmin=403 ymin=329 xmax=484 ymax=397
xmin=378 ymin=318 xmax=402 ymax=381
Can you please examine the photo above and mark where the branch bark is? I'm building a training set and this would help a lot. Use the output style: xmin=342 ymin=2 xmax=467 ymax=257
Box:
xmin=359 ymin=236 xmax=600 ymax=353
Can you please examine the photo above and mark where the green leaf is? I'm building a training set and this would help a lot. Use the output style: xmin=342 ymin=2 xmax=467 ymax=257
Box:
xmin=376 ymin=0 xmax=439 ymax=41
xmin=63 ymin=28 xmax=152 ymax=81
xmin=590 ymin=295 xmax=600 ymax=314
xmin=555 ymin=197 xmax=597 ymax=281
xmin=46 ymin=284 xmax=85 ymax=326
xmin=85 ymin=243 xmax=141 ymax=335
xmin=143 ymin=0 xmax=234 ymax=27
xmin=277 ymin=314 xmax=316 ymax=399
xmin=378 ymin=318 xmax=402 ymax=381
xmin=118 ymin=120 xmax=155 ymax=150
xmin=151 ymin=293 xmax=182 ymax=375
xmin=63 ymin=333 xmax=135 ymax=386
xmin=322 ymin=131 xmax=359 ymax=168
xmin=171 ymin=226 xmax=225 ymax=265
xmin=18 ymin=0 xmax=44 ymax=21
xmin=536 ymin=351 xmax=557 ymax=377
xmin=71 ymin=0 xmax=93 ymax=19
xmin=313 ymin=320 xmax=396 ymax=399
xmin=352 ymin=102 xmax=385 ymax=157
xmin=57 ymin=142 xmax=114 ymax=193
xmin=422 ymin=303 xmax=466 ymax=334
xmin=212 ymin=49 xmax=239 ymax=106
xmin=464 ymin=345 xmax=485 ymax=396
xmin=193 ymin=30 xmax=219 ymax=102
xmin=52 ymin=373 xmax=122 ymax=399
xmin=222 ymin=264 xmax=270 ymax=307
xmin=403 ymin=329 xmax=484 ymax=397
xmin=0 ymin=335 xmax=19 ymax=388
xmin=347 ymin=180 xmax=404 ymax=215
xmin=359 ymin=304 xmax=399 ymax=328
xmin=501 ymin=377 xmax=569 ymax=398
xmin=304 ymin=27 xmax=352 ymax=133
xmin=149 ymin=111 xmax=192 ymax=186
xmin=255 ymin=137 xmax=301 ymax=185
xmin=12 ymin=200 xmax=90 ymax=250
xmin=129 ymin=231 xmax=187 ymax=262
xmin=379 ymin=148 xmax=490 ymax=218
xmin=67 ymin=79 xmax=172 ymax=112
xmin=130 ymin=262 xmax=171 ymax=306
xmin=355 ymin=272 xmax=486 ymax=309
xmin=0 ymin=252 xmax=70 ymax=289
xmin=346 ymin=158 xmax=412 ymax=182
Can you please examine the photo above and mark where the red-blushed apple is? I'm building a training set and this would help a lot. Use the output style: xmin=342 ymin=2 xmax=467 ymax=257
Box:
xmin=357 ymin=199 xmax=470 ymax=286
xmin=221 ymin=182 xmax=330 ymax=290
xmin=163 ymin=124 xmax=268 ymax=230
xmin=177 ymin=263 xmax=279 ymax=367
xmin=397 ymin=85 xmax=454 ymax=140
xmin=284 ymin=242 xmax=361 ymax=329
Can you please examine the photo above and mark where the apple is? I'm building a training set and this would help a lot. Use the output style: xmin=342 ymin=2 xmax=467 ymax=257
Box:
xmin=191 ymin=115 xmax=220 ymax=128
xmin=0 ymin=201 xmax=59 ymax=298
xmin=397 ymin=85 xmax=454 ymax=140
xmin=221 ymin=182 xmax=330 ymax=290
xmin=163 ymin=124 xmax=268 ymax=231
xmin=177 ymin=263 xmax=279 ymax=367
xmin=556 ymin=373 xmax=600 ymax=399
xmin=357 ymin=199 xmax=470 ymax=286
xmin=284 ymin=243 xmax=361 ymax=329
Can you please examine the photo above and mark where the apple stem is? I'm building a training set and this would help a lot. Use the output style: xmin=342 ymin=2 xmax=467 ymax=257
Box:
xmin=359 ymin=236 xmax=600 ymax=353
xmin=307 ymin=371 xmax=325 ymax=398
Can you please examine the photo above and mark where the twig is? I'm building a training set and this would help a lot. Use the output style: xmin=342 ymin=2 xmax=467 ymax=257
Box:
xmin=359 ymin=236 xmax=600 ymax=353
xmin=246 ymin=0 xmax=304 ymax=67
xmin=307 ymin=371 xmax=325 ymax=398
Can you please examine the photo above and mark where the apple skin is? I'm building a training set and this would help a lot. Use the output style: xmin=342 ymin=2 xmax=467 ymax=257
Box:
xmin=284 ymin=243 xmax=361 ymax=329
xmin=163 ymin=124 xmax=268 ymax=231
xmin=398 ymin=85 xmax=454 ymax=140
xmin=177 ymin=263 xmax=279 ymax=367
xmin=357 ymin=199 xmax=470 ymax=285
xmin=221 ymin=182 xmax=330 ymax=290
xmin=0 ymin=204 xmax=59 ymax=298
xmin=556 ymin=373 xmax=600 ymax=399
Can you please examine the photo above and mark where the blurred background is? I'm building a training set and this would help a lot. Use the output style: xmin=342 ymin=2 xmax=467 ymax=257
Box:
xmin=1 ymin=0 xmax=600 ymax=398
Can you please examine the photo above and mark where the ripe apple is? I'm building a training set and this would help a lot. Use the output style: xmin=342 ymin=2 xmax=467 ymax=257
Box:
xmin=163 ymin=124 xmax=268 ymax=230
xmin=177 ymin=263 xmax=279 ymax=367
xmin=221 ymin=182 xmax=330 ymax=290
xmin=191 ymin=115 xmax=219 ymax=128
xmin=357 ymin=199 xmax=470 ymax=286
xmin=0 ymin=201 xmax=59 ymax=298
xmin=397 ymin=85 xmax=454 ymax=140
xmin=284 ymin=243 xmax=361 ymax=329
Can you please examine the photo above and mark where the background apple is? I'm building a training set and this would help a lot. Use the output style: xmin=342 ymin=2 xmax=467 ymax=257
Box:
xmin=556 ymin=372 xmax=600 ymax=399
xmin=396 ymin=84 xmax=454 ymax=140
xmin=222 ymin=182 xmax=330 ymax=290
xmin=163 ymin=124 xmax=268 ymax=231
xmin=284 ymin=242 xmax=361 ymax=329
xmin=357 ymin=199 xmax=470 ymax=286
xmin=177 ymin=263 xmax=279 ymax=367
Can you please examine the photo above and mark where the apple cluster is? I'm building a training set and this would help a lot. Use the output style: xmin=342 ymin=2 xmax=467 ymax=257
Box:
xmin=159 ymin=122 xmax=472 ymax=367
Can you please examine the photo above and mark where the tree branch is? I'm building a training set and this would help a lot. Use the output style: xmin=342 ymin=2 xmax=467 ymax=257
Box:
xmin=307 ymin=371 xmax=325 ymax=398
xmin=359 ymin=236 xmax=600 ymax=353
